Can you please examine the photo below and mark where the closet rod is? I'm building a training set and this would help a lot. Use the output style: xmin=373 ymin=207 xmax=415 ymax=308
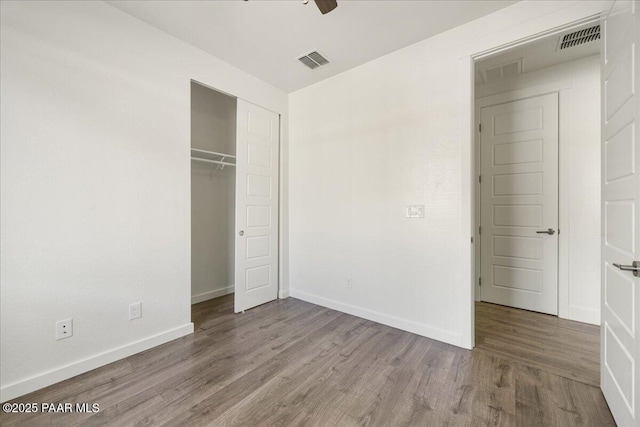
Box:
xmin=191 ymin=157 xmax=236 ymax=167
xmin=191 ymin=148 xmax=236 ymax=159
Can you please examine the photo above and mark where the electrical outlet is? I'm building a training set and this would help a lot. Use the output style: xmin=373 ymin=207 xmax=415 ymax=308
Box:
xmin=346 ymin=278 xmax=352 ymax=289
xmin=56 ymin=318 xmax=73 ymax=340
xmin=129 ymin=302 xmax=142 ymax=320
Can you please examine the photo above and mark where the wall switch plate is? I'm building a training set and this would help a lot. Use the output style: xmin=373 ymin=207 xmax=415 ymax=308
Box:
xmin=129 ymin=302 xmax=142 ymax=320
xmin=406 ymin=205 xmax=425 ymax=218
xmin=346 ymin=278 xmax=352 ymax=289
xmin=56 ymin=318 xmax=73 ymax=340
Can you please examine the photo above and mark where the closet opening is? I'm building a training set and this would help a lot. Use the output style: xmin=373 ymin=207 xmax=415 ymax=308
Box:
xmin=190 ymin=80 xmax=281 ymax=321
xmin=190 ymin=81 xmax=237 ymax=312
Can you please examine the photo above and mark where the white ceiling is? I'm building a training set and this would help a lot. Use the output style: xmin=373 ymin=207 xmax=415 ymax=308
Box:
xmin=107 ymin=0 xmax=518 ymax=93
xmin=475 ymin=21 xmax=601 ymax=85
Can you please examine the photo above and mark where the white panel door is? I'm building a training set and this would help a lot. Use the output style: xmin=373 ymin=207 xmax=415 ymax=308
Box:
xmin=235 ymin=99 xmax=279 ymax=313
xmin=601 ymin=1 xmax=639 ymax=425
xmin=480 ymin=93 xmax=559 ymax=314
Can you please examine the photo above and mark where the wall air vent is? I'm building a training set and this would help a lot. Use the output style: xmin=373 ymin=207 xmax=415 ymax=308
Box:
xmin=297 ymin=50 xmax=330 ymax=70
xmin=558 ymin=25 xmax=600 ymax=50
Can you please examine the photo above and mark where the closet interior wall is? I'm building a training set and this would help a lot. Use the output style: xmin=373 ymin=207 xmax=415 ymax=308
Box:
xmin=191 ymin=82 xmax=237 ymax=304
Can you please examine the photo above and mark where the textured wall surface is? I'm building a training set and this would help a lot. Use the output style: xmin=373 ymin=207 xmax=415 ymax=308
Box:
xmin=0 ymin=0 xmax=287 ymax=401
xmin=289 ymin=1 xmax=604 ymax=347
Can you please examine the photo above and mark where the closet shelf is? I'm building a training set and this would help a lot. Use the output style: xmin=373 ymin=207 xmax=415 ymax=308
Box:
xmin=191 ymin=148 xmax=236 ymax=167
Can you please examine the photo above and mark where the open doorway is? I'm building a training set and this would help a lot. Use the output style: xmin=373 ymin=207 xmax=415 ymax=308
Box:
xmin=472 ymin=21 xmax=602 ymax=383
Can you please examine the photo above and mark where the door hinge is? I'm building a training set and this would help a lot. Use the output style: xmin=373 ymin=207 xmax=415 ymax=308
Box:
xmin=479 ymin=277 xmax=482 ymax=286
xmin=479 ymin=123 xmax=482 ymax=132
xmin=478 ymin=175 xmax=482 ymax=183
xmin=471 ymin=236 xmax=474 ymax=244
xmin=478 ymin=226 xmax=481 ymax=235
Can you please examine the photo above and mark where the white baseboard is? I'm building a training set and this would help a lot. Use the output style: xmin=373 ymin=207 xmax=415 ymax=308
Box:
xmin=289 ymin=289 xmax=461 ymax=347
xmin=191 ymin=286 xmax=234 ymax=304
xmin=568 ymin=305 xmax=600 ymax=325
xmin=1 ymin=323 xmax=194 ymax=403
xmin=279 ymin=289 xmax=289 ymax=299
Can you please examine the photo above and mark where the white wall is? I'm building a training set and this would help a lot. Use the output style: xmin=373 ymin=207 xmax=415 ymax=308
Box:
xmin=0 ymin=1 xmax=287 ymax=402
xmin=191 ymin=83 xmax=236 ymax=303
xmin=475 ymin=55 xmax=601 ymax=324
xmin=288 ymin=1 xmax=604 ymax=348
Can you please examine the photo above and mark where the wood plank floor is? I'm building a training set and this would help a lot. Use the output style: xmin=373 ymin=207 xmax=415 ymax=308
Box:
xmin=474 ymin=302 xmax=601 ymax=387
xmin=0 ymin=296 xmax=615 ymax=426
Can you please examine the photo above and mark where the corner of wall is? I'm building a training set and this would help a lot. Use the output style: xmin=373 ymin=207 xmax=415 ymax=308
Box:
xmin=278 ymin=289 xmax=290 ymax=299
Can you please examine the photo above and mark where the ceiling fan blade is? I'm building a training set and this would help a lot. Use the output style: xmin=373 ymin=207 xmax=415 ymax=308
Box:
xmin=314 ymin=0 xmax=337 ymax=15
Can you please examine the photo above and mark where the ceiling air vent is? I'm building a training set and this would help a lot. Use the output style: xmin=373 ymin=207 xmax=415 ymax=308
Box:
xmin=559 ymin=25 xmax=601 ymax=50
xmin=482 ymin=58 xmax=522 ymax=84
xmin=297 ymin=50 xmax=330 ymax=70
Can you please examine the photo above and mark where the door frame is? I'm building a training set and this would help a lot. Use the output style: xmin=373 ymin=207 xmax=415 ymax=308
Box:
xmin=459 ymin=12 xmax=603 ymax=349
xmin=475 ymin=83 xmax=572 ymax=318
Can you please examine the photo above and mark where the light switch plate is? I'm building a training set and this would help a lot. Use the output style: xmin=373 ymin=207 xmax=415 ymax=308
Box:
xmin=406 ymin=205 xmax=425 ymax=218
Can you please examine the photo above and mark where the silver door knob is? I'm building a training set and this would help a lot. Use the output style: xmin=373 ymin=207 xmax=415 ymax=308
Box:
xmin=613 ymin=261 xmax=640 ymax=277
xmin=536 ymin=228 xmax=555 ymax=235
xmin=239 ymin=230 xmax=244 ymax=236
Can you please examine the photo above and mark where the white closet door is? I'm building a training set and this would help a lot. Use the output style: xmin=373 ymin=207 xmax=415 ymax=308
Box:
xmin=480 ymin=93 xmax=559 ymax=315
xmin=235 ymin=99 xmax=279 ymax=313
xmin=600 ymin=1 xmax=640 ymax=425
